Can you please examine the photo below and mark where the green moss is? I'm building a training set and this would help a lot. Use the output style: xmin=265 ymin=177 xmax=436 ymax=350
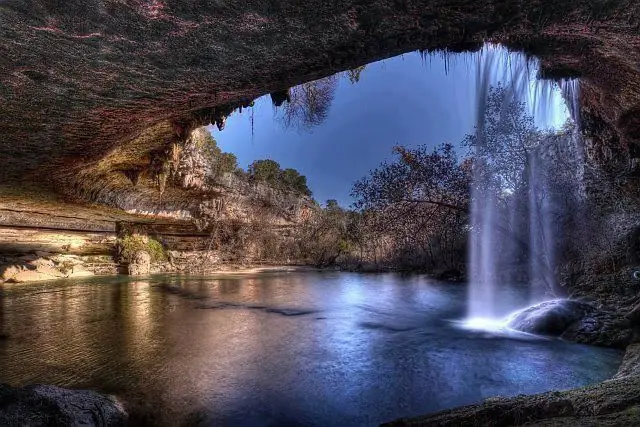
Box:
xmin=118 ymin=235 xmax=167 ymax=263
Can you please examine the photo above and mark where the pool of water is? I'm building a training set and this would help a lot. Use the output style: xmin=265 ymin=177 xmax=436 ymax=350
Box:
xmin=0 ymin=272 xmax=623 ymax=426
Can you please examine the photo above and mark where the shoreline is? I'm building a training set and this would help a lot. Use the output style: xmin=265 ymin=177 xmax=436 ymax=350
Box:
xmin=383 ymin=342 xmax=640 ymax=426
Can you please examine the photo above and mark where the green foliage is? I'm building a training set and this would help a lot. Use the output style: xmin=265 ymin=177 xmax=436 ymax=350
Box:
xmin=118 ymin=235 xmax=167 ymax=263
xmin=337 ymin=239 xmax=352 ymax=253
xmin=217 ymin=152 xmax=238 ymax=175
xmin=248 ymin=160 xmax=312 ymax=196
xmin=200 ymin=131 xmax=239 ymax=178
xmin=248 ymin=159 xmax=281 ymax=183
xmin=280 ymin=168 xmax=312 ymax=196
xmin=325 ymin=199 xmax=340 ymax=211
xmin=199 ymin=132 xmax=222 ymax=155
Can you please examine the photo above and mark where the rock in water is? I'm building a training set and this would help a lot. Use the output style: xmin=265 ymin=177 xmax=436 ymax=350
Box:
xmin=0 ymin=384 xmax=126 ymax=426
xmin=128 ymin=251 xmax=151 ymax=276
xmin=506 ymin=299 xmax=593 ymax=335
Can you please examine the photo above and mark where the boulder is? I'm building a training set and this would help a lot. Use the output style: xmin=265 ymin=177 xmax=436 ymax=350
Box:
xmin=628 ymin=302 xmax=640 ymax=325
xmin=0 ymin=384 xmax=126 ymax=426
xmin=506 ymin=299 xmax=634 ymax=347
xmin=128 ymin=251 xmax=151 ymax=276
xmin=506 ymin=299 xmax=593 ymax=336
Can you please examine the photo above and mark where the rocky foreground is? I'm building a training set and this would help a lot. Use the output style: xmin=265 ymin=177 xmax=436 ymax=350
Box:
xmin=0 ymin=384 xmax=126 ymax=426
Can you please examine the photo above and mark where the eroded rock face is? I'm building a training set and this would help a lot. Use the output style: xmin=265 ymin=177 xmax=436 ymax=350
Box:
xmin=0 ymin=383 xmax=126 ymax=426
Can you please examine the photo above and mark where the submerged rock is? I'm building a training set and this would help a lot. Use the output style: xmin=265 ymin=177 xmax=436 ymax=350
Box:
xmin=0 ymin=384 xmax=126 ymax=426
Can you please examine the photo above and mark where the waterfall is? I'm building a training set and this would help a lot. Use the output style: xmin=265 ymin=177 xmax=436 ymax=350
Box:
xmin=465 ymin=45 xmax=584 ymax=325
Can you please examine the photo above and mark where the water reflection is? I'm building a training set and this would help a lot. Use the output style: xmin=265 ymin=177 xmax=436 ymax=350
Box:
xmin=0 ymin=273 xmax=622 ymax=426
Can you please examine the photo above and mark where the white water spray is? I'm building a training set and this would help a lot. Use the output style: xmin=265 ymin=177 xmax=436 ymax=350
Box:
xmin=465 ymin=45 xmax=584 ymax=327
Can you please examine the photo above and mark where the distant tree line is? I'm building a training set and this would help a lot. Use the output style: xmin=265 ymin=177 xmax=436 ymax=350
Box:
xmin=201 ymin=131 xmax=312 ymax=197
xmin=247 ymin=159 xmax=312 ymax=196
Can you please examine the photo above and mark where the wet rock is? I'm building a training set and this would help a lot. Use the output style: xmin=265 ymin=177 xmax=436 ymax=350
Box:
xmin=615 ymin=343 xmax=640 ymax=378
xmin=128 ymin=251 xmax=151 ymax=276
xmin=628 ymin=302 xmax=640 ymax=325
xmin=506 ymin=299 xmax=593 ymax=336
xmin=0 ymin=384 xmax=126 ymax=426
xmin=506 ymin=299 xmax=634 ymax=347
xmin=562 ymin=311 xmax=634 ymax=348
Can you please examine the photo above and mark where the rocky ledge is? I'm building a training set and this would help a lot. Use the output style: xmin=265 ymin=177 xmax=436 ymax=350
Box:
xmin=0 ymin=253 xmax=100 ymax=283
xmin=0 ymin=384 xmax=126 ymax=426
xmin=384 ymin=343 xmax=640 ymax=426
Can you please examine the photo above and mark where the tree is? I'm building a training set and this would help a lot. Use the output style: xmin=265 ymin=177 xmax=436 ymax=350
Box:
xmin=294 ymin=200 xmax=350 ymax=267
xmin=217 ymin=152 xmax=238 ymax=173
xmin=280 ymin=168 xmax=312 ymax=196
xmin=248 ymin=159 xmax=281 ymax=184
xmin=346 ymin=65 xmax=366 ymax=84
xmin=325 ymin=199 xmax=340 ymax=210
xmin=463 ymin=84 xmax=539 ymax=192
xmin=280 ymin=75 xmax=338 ymax=131
xmin=350 ymin=143 xmax=471 ymax=271
xmin=248 ymin=160 xmax=312 ymax=196
xmin=352 ymin=143 xmax=471 ymax=213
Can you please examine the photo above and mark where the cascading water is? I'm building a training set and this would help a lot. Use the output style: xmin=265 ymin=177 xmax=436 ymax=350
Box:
xmin=464 ymin=45 xmax=585 ymax=328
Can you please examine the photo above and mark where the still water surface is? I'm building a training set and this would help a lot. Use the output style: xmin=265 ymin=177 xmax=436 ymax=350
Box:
xmin=0 ymin=272 xmax=622 ymax=426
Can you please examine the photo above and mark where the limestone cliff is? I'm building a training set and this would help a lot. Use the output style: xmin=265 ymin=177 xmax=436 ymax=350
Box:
xmin=0 ymin=126 xmax=316 ymax=280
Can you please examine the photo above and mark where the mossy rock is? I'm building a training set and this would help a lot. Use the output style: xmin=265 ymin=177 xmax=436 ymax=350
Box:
xmin=118 ymin=235 xmax=167 ymax=263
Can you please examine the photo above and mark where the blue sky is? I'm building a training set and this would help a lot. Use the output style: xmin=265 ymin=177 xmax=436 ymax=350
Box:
xmin=210 ymin=46 xmax=570 ymax=207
